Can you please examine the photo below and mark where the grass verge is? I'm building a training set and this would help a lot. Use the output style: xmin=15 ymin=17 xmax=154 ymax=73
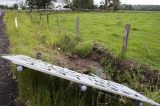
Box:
xmin=4 ymin=11 xmax=160 ymax=105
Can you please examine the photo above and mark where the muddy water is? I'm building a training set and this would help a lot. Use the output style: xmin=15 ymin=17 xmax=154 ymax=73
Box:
xmin=69 ymin=56 xmax=105 ymax=78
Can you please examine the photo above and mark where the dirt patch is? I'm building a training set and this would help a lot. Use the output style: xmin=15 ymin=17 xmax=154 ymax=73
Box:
xmin=0 ymin=11 xmax=18 ymax=105
xmin=139 ymin=65 xmax=160 ymax=89
xmin=51 ymin=49 xmax=106 ymax=78
xmin=34 ymin=43 xmax=106 ymax=79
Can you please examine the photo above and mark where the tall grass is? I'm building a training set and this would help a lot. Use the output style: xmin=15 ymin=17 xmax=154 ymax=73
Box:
xmin=4 ymin=11 xmax=100 ymax=106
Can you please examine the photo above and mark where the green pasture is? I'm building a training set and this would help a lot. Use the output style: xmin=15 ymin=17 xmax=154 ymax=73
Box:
xmin=5 ymin=11 xmax=160 ymax=69
xmin=50 ymin=12 xmax=160 ymax=69
xmin=4 ymin=11 xmax=160 ymax=105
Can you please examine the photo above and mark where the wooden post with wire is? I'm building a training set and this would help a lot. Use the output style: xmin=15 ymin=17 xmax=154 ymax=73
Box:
xmin=30 ymin=12 xmax=32 ymax=21
xmin=76 ymin=17 xmax=80 ymax=36
xmin=39 ymin=13 xmax=41 ymax=21
xmin=47 ymin=14 xmax=49 ymax=24
xmin=121 ymin=24 xmax=131 ymax=53
xmin=57 ymin=16 xmax=60 ymax=34
xmin=34 ymin=13 xmax=36 ymax=21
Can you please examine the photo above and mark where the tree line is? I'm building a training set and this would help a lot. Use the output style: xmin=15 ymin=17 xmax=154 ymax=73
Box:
xmin=0 ymin=4 xmax=19 ymax=10
xmin=0 ymin=0 xmax=120 ymax=11
xmin=1 ymin=0 xmax=159 ymax=11
xmin=119 ymin=4 xmax=160 ymax=11
xmin=25 ymin=0 xmax=120 ymax=11
xmin=26 ymin=0 xmax=95 ymax=9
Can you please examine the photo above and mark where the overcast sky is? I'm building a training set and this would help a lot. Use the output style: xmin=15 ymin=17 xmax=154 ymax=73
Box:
xmin=0 ymin=0 xmax=160 ymax=6
xmin=0 ymin=0 xmax=16 ymax=6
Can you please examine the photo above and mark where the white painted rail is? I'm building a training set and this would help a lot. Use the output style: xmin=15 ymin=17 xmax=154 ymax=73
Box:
xmin=1 ymin=55 xmax=160 ymax=106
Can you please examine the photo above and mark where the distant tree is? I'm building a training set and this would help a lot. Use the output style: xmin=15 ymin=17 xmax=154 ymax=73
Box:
xmin=62 ymin=0 xmax=72 ymax=8
xmin=94 ymin=4 xmax=99 ymax=9
xmin=72 ymin=0 xmax=94 ymax=9
xmin=0 ymin=5 xmax=9 ymax=9
xmin=36 ymin=0 xmax=52 ymax=9
xmin=26 ymin=0 xmax=52 ymax=9
xmin=104 ymin=0 xmax=109 ymax=9
xmin=21 ymin=6 xmax=26 ymax=10
xmin=103 ymin=0 xmax=120 ymax=11
xmin=0 ymin=5 xmax=4 ymax=9
xmin=99 ymin=1 xmax=105 ymax=10
xmin=26 ymin=0 xmax=36 ymax=9
xmin=62 ymin=0 xmax=71 ymax=5
xmin=125 ymin=4 xmax=132 ymax=10
xmin=4 ymin=5 xmax=9 ymax=9
xmin=13 ymin=3 xmax=18 ymax=9
xmin=63 ymin=5 xmax=70 ymax=8
xmin=118 ymin=4 xmax=132 ymax=10
xmin=112 ymin=0 xmax=120 ymax=11
xmin=132 ymin=5 xmax=160 ymax=11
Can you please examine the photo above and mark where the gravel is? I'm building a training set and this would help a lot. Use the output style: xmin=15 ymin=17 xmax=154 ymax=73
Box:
xmin=0 ymin=11 xmax=18 ymax=106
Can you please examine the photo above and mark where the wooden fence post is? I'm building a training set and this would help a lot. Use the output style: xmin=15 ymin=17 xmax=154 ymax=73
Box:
xmin=15 ymin=17 xmax=18 ymax=29
xmin=30 ymin=13 xmax=32 ymax=20
xmin=35 ymin=14 xmax=36 ymax=21
xmin=57 ymin=16 xmax=60 ymax=34
xmin=76 ymin=17 xmax=80 ymax=36
xmin=39 ymin=14 xmax=41 ymax=21
xmin=121 ymin=24 xmax=131 ymax=53
xmin=47 ymin=14 xmax=49 ymax=24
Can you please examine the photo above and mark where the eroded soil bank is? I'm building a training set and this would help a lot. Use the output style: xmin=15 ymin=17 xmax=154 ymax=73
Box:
xmin=52 ymin=42 xmax=160 ymax=89
xmin=91 ymin=43 xmax=160 ymax=88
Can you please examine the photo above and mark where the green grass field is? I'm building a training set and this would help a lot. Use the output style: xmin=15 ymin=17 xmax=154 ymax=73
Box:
xmin=4 ymin=11 xmax=160 ymax=105
xmin=51 ymin=12 xmax=160 ymax=69
xmin=5 ymin=11 xmax=160 ymax=69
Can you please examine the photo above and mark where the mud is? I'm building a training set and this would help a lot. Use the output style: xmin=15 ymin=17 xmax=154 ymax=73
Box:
xmin=51 ymin=49 xmax=105 ymax=78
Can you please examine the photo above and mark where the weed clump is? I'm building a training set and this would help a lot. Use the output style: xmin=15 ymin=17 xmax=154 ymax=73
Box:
xmin=53 ymin=35 xmax=81 ymax=53
xmin=112 ymin=33 xmax=120 ymax=37
xmin=132 ymin=27 xmax=140 ymax=31
xmin=39 ymin=35 xmax=47 ymax=44
xmin=53 ymin=35 xmax=93 ymax=57
xmin=74 ymin=41 xmax=93 ymax=57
